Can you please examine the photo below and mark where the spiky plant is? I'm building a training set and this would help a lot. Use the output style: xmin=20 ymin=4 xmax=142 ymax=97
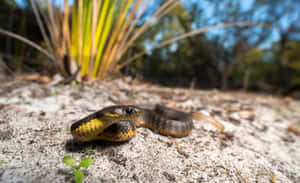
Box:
xmin=0 ymin=0 xmax=275 ymax=80
xmin=29 ymin=0 xmax=179 ymax=80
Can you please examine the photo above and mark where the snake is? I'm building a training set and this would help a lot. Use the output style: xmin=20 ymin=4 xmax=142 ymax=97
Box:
xmin=70 ymin=104 xmax=193 ymax=142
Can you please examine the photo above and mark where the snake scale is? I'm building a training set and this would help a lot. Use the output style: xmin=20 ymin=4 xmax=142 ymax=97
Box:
xmin=71 ymin=105 xmax=193 ymax=142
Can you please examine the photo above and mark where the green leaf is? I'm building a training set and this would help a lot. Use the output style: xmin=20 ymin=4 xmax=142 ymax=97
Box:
xmin=74 ymin=169 xmax=84 ymax=183
xmin=79 ymin=157 xmax=93 ymax=168
xmin=62 ymin=156 xmax=76 ymax=167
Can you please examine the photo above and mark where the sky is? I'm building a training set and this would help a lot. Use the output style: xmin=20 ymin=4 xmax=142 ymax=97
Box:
xmin=182 ymin=0 xmax=282 ymax=49
xmin=14 ymin=0 xmax=297 ymax=50
xmin=15 ymin=0 xmax=74 ymax=8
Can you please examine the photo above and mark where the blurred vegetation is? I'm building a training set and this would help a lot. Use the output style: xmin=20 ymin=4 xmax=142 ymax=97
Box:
xmin=0 ymin=0 xmax=299 ymax=96
xmin=122 ymin=0 xmax=300 ymax=95
xmin=0 ymin=0 xmax=48 ymax=74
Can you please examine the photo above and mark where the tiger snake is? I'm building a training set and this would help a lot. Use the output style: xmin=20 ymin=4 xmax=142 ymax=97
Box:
xmin=71 ymin=104 xmax=194 ymax=142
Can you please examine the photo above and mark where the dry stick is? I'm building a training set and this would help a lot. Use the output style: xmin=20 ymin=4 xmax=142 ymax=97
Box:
xmin=46 ymin=0 xmax=68 ymax=76
xmin=113 ymin=0 xmax=180 ymax=72
xmin=56 ymin=5 xmax=67 ymax=62
xmin=46 ymin=0 xmax=59 ymax=49
xmin=29 ymin=0 xmax=53 ymax=53
xmin=110 ymin=0 xmax=153 ymax=72
xmin=0 ymin=28 xmax=55 ymax=62
xmin=97 ymin=0 xmax=131 ymax=78
xmin=31 ymin=1 xmax=67 ymax=75
xmin=63 ymin=0 xmax=71 ymax=56
xmin=110 ymin=0 xmax=143 ymax=59
xmin=191 ymin=112 xmax=224 ymax=132
xmin=47 ymin=0 xmax=68 ymax=76
xmin=155 ymin=1 xmax=180 ymax=22
xmin=119 ymin=21 xmax=278 ymax=69
xmin=59 ymin=6 xmax=68 ymax=61
xmin=115 ymin=0 xmax=152 ymax=60
xmin=62 ymin=1 xmax=67 ymax=51
xmin=88 ymin=0 xmax=99 ymax=79
xmin=58 ymin=66 xmax=82 ymax=85
xmin=107 ymin=0 xmax=144 ymax=74
xmin=36 ymin=2 xmax=56 ymax=46
xmin=57 ymin=6 xmax=65 ymax=56
xmin=0 ymin=56 xmax=15 ymax=76
xmin=118 ymin=0 xmax=177 ymax=61
xmin=35 ymin=2 xmax=66 ymax=75
xmin=98 ymin=0 xmax=133 ymax=78
xmin=109 ymin=0 xmax=177 ymax=72
xmin=119 ymin=0 xmax=177 ymax=55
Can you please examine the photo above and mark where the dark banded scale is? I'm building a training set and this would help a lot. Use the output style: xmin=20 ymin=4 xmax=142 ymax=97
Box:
xmin=93 ymin=121 xmax=137 ymax=141
xmin=70 ymin=104 xmax=194 ymax=142
xmin=137 ymin=105 xmax=193 ymax=137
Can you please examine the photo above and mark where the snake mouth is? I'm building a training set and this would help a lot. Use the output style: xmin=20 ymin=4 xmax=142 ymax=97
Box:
xmin=102 ymin=107 xmax=143 ymax=123
xmin=70 ymin=105 xmax=142 ymax=131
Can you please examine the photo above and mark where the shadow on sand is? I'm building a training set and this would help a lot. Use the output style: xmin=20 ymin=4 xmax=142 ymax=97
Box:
xmin=64 ymin=139 xmax=128 ymax=152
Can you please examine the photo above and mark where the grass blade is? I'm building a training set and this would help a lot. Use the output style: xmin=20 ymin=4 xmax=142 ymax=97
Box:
xmin=77 ymin=0 xmax=83 ymax=67
xmin=63 ymin=0 xmax=71 ymax=57
xmin=93 ymin=0 xmax=118 ymax=77
xmin=80 ymin=1 xmax=93 ymax=75
xmin=71 ymin=1 xmax=78 ymax=62
xmin=119 ymin=0 xmax=176 ymax=59
xmin=88 ymin=0 xmax=100 ymax=79
xmin=119 ymin=22 xmax=277 ymax=70
xmin=97 ymin=0 xmax=133 ymax=78
xmin=108 ymin=0 xmax=144 ymax=72
xmin=0 ymin=28 xmax=55 ymax=61
xmin=29 ymin=0 xmax=53 ymax=53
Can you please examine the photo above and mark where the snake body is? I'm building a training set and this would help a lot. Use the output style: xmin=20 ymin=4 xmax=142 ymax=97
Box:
xmin=71 ymin=105 xmax=193 ymax=142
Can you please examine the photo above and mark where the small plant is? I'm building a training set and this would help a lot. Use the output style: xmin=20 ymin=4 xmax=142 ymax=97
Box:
xmin=62 ymin=156 xmax=93 ymax=183
xmin=71 ymin=80 xmax=82 ymax=87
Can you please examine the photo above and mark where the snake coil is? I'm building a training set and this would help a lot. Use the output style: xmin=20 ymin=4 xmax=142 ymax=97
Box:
xmin=71 ymin=105 xmax=193 ymax=142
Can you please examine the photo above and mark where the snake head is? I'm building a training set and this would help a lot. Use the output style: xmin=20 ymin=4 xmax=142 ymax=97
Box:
xmin=102 ymin=105 xmax=143 ymax=121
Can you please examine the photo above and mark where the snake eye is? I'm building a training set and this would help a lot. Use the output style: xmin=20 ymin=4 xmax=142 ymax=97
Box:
xmin=125 ymin=107 xmax=133 ymax=114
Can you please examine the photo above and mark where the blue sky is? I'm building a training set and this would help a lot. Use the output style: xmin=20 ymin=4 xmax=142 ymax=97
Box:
xmin=15 ymin=0 xmax=74 ymax=8
xmin=14 ymin=0 xmax=297 ymax=50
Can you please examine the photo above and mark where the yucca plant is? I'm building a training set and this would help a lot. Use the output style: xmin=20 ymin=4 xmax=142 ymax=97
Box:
xmin=28 ymin=0 xmax=179 ymax=80
xmin=1 ymin=0 xmax=274 ymax=81
xmin=29 ymin=0 xmax=71 ymax=77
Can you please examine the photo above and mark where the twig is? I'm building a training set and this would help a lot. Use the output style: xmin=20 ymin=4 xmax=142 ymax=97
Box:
xmin=119 ymin=21 xmax=279 ymax=70
xmin=56 ymin=65 xmax=82 ymax=85
xmin=0 ymin=28 xmax=55 ymax=62
xmin=0 ymin=56 xmax=15 ymax=76
xmin=191 ymin=112 xmax=225 ymax=132
xmin=29 ymin=0 xmax=53 ymax=53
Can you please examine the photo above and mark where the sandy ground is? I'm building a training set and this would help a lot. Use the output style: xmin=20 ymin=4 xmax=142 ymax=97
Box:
xmin=0 ymin=78 xmax=299 ymax=183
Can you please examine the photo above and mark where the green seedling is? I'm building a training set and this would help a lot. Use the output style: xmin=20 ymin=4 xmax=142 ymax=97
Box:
xmin=71 ymin=80 xmax=82 ymax=87
xmin=62 ymin=156 xmax=93 ymax=183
